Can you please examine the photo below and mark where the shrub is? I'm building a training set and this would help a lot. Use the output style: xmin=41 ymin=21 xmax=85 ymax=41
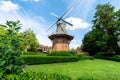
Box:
xmin=107 ymin=55 xmax=120 ymax=62
xmin=1 ymin=72 xmax=72 ymax=80
xmin=96 ymin=52 xmax=115 ymax=57
xmin=86 ymin=56 xmax=94 ymax=60
xmin=24 ymin=52 xmax=39 ymax=54
xmin=77 ymin=54 xmax=94 ymax=60
xmin=94 ymin=52 xmax=120 ymax=62
xmin=47 ymin=51 xmax=76 ymax=56
xmin=24 ymin=52 xmax=46 ymax=56
xmin=21 ymin=55 xmax=79 ymax=65
xmin=0 ymin=21 xmax=24 ymax=74
xmin=94 ymin=52 xmax=115 ymax=59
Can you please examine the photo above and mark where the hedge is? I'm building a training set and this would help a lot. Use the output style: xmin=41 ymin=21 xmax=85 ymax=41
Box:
xmin=106 ymin=55 xmax=120 ymax=62
xmin=47 ymin=51 xmax=76 ymax=56
xmin=24 ymin=52 xmax=45 ymax=55
xmin=21 ymin=55 xmax=79 ymax=65
xmin=95 ymin=52 xmax=115 ymax=57
xmin=94 ymin=52 xmax=120 ymax=62
xmin=77 ymin=54 xmax=94 ymax=60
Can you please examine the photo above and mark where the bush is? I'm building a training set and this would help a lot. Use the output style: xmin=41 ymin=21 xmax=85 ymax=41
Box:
xmin=1 ymin=72 xmax=72 ymax=80
xmin=107 ymin=55 xmax=120 ymax=62
xmin=94 ymin=52 xmax=120 ymax=62
xmin=24 ymin=52 xmax=46 ymax=56
xmin=0 ymin=21 xmax=24 ymax=74
xmin=86 ymin=56 xmax=94 ymax=60
xmin=21 ymin=55 xmax=79 ymax=65
xmin=47 ymin=51 xmax=76 ymax=56
xmin=77 ymin=54 xmax=94 ymax=60
xmin=94 ymin=52 xmax=115 ymax=59
xmin=24 ymin=52 xmax=39 ymax=54
xmin=96 ymin=52 xmax=115 ymax=57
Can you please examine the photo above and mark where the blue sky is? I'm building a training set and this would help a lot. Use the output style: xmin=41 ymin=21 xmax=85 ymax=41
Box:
xmin=0 ymin=0 xmax=120 ymax=48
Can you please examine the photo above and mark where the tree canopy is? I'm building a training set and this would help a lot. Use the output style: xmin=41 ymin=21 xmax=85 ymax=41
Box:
xmin=23 ymin=29 xmax=39 ymax=52
xmin=82 ymin=3 xmax=120 ymax=55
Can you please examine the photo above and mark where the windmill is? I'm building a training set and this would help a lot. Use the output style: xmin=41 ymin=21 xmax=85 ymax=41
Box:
xmin=47 ymin=8 xmax=74 ymax=51
xmin=46 ymin=7 xmax=73 ymax=33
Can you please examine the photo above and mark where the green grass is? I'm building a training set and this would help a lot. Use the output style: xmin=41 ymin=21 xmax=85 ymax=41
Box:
xmin=25 ymin=59 xmax=120 ymax=80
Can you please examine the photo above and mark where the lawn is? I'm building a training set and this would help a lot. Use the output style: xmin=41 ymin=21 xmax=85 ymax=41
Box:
xmin=25 ymin=59 xmax=120 ymax=80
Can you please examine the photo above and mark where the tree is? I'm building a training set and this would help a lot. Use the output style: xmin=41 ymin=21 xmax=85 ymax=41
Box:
xmin=0 ymin=21 xmax=24 ymax=74
xmin=92 ymin=3 xmax=120 ymax=54
xmin=23 ymin=29 xmax=39 ymax=52
xmin=82 ymin=29 xmax=109 ymax=55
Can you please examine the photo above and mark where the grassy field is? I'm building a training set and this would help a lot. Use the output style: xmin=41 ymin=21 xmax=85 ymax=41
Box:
xmin=25 ymin=59 xmax=120 ymax=80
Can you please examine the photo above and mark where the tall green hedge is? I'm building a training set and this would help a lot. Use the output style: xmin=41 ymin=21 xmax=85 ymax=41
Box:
xmin=47 ymin=51 xmax=76 ymax=56
xmin=21 ymin=55 xmax=79 ymax=65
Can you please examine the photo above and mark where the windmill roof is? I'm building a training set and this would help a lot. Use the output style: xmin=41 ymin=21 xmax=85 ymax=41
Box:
xmin=48 ymin=33 xmax=74 ymax=40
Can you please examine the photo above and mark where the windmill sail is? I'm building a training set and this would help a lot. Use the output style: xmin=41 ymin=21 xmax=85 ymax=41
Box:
xmin=46 ymin=7 xmax=73 ymax=32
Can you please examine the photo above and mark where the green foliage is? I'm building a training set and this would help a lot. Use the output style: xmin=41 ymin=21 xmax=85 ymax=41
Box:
xmin=109 ymin=55 xmax=120 ymax=62
xmin=47 ymin=51 xmax=76 ymax=56
xmin=1 ymin=70 xmax=120 ymax=80
xmin=96 ymin=52 xmax=115 ymax=57
xmin=0 ymin=25 xmax=6 ymax=34
xmin=24 ymin=52 xmax=45 ymax=55
xmin=94 ymin=53 xmax=120 ymax=62
xmin=77 ymin=54 xmax=94 ymax=60
xmin=82 ymin=29 xmax=109 ymax=55
xmin=94 ymin=52 xmax=116 ymax=60
xmin=92 ymin=3 xmax=120 ymax=54
xmin=23 ymin=29 xmax=39 ymax=52
xmin=82 ymin=3 xmax=120 ymax=55
xmin=1 ymin=72 xmax=72 ymax=80
xmin=0 ymin=21 xmax=24 ymax=74
xmin=21 ymin=55 xmax=79 ymax=65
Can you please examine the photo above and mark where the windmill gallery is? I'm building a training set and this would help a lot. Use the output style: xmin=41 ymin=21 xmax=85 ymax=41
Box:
xmin=46 ymin=8 xmax=74 ymax=51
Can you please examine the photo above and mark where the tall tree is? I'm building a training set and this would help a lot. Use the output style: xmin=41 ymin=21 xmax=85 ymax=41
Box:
xmin=82 ymin=29 xmax=109 ymax=55
xmin=92 ymin=3 xmax=120 ymax=54
xmin=23 ymin=29 xmax=39 ymax=52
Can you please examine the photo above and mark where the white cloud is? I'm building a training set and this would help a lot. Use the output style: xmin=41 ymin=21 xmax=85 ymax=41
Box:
xmin=70 ymin=40 xmax=82 ymax=49
xmin=0 ymin=1 xmax=19 ymax=12
xmin=65 ymin=17 xmax=91 ymax=30
xmin=65 ymin=0 xmax=96 ymax=20
xmin=0 ymin=1 xmax=51 ymax=46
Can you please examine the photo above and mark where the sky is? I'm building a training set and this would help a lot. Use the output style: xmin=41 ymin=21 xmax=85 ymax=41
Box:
xmin=0 ymin=0 xmax=120 ymax=48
